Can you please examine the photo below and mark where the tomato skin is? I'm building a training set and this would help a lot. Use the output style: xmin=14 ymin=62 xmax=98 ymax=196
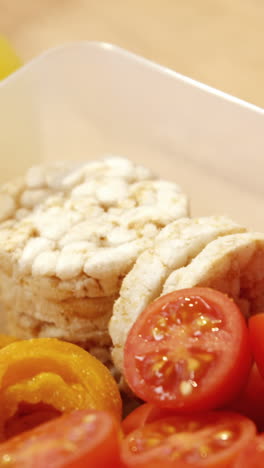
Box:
xmin=122 ymin=403 xmax=174 ymax=435
xmin=121 ymin=411 xmax=256 ymax=468
xmin=233 ymin=434 xmax=264 ymax=468
xmin=229 ymin=364 xmax=264 ymax=432
xmin=0 ymin=410 xmax=121 ymax=468
xmin=249 ymin=314 xmax=264 ymax=378
xmin=124 ymin=288 xmax=252 ymax=412
xmin=122 ymin=403 xmax=154 ymax=435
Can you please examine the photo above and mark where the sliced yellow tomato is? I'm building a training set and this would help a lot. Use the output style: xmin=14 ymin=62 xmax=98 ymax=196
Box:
xmin=0 ymin=338 xmax=122 ymax=440
xmin=0 ymin=334 xmax=20 ymax=349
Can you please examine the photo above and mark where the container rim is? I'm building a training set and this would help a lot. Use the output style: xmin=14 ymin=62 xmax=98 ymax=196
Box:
xmin=0 ymin=40 xmax=263 ymax=116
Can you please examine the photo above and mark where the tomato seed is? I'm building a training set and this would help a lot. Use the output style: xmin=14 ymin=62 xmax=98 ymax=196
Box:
xmin=180 ymin=380 xmax=197 ymax=396
xmin=161 ymin=423 xmax=177 ymax=435
xmin=152 ymin=326 xmax=165 ymax=341
xmin=213 ymin=430 xmax=233 ymax=441
xmin=1 ymin=453 xmax=12 ymax=464
xmin=187 ymin=357 xmax=200 ymax=372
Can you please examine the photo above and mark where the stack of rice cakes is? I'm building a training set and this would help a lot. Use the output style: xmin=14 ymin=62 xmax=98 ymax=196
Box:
xmin=0 ymin=156 xmax=188 ymax=367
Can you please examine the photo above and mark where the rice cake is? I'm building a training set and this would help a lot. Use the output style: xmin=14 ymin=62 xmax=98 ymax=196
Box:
xmin=0 ymin=156 xmax=189 ymax=365
xmin=109 ymin=216 xmax=246 ymax=374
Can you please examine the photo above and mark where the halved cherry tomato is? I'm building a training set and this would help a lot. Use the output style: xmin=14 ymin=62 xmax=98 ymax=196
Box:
xmin=249 ymin=313 xmax=264 ymax=378
xmin=229 ymin=364 xmax=264 ymax=431
xmin=0 ymin=409 xmax=121 ymax=468
xmin=124 ymin=288 xmax=252 ymax=412
xmin=122 ymin=403 xmax=173 ymax=435
xmin=121 ymin=411 xmax=256 ymax=468
xmin=233 ymin=434 xmax=264 ymax=468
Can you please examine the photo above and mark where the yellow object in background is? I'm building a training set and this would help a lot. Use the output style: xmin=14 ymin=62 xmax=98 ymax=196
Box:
xmin=0 ymin=36 xmax=21 ymax=80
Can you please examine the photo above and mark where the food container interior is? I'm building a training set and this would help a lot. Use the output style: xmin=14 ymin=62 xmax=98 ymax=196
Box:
xmin=0 ymin=41 xmax=263 ymax=230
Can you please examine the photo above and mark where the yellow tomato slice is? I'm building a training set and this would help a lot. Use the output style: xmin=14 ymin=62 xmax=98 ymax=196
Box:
xmin=0 ymin=338 xmax=122 ymax=440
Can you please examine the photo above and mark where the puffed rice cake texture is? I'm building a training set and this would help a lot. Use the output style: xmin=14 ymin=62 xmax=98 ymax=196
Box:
xmin=109 ymin=215 xmax=250 ymax=374
xmin=0 ymin=156 xmax=189 ymax=366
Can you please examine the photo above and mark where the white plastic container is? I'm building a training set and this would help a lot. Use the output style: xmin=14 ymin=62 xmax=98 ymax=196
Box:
xmin=0 ymin=42 xmax=263 ymax=229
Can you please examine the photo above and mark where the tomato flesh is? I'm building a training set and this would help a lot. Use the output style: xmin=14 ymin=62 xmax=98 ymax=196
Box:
xmin=121 ymin=411 xmax=256 ymax=468
xmin=124 ymin=288 xmax=252 ymax=411
xmin=135 ymin=295 xmax=220 ymax=394
xmin=233 ymin=434 xmax=264 ymax=468
xmin=0 ymin=409 xmax=121 ymax=468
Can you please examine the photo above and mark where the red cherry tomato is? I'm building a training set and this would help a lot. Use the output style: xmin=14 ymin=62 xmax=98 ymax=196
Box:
xmin=249 ymin=313 xmax=264 ymax=377
xmin=233 ymin=434 xmax=264 ymax=468
xmin=0 ymin=410 xmax=121 ymax=468
xmin=122 ymin=403 xmax=173 ymax=435
xmin=124 ymin=288 xmax=252 ymax=411
xmin=229 ymin=364 xmax=264 ymax=431
xmin=121 ymin=411 xmax=256 ymax=468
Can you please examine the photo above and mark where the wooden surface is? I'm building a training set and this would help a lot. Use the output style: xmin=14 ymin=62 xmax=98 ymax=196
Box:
xmin=1 ymin=0 xmax=264 ymax=108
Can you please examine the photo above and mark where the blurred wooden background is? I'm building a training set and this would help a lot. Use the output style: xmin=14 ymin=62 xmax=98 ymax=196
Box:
xmin=1 ymin=0 xmax=264 ymax=107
